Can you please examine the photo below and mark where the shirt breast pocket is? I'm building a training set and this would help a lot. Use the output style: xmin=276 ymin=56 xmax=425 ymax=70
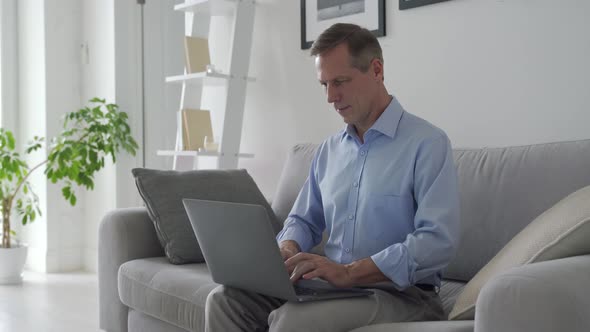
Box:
xmin=365 ymin=193 xmax=414 ymax=242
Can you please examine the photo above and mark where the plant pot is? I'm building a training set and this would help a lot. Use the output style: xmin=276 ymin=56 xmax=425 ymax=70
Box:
xmin=0 ymin=244 xmax=28 ymax=284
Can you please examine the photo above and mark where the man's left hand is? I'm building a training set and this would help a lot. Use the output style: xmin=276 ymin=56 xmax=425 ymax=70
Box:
xmin=285 ymin=253 xmax=354 ymax=288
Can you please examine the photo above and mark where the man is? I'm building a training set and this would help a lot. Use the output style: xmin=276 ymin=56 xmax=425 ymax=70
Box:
xmin=205 ymin=23 xmax=460 ymax=332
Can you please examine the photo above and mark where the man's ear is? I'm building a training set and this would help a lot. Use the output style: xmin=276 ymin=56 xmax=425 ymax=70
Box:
xmin=371 ymin=58 xmax=384 ymax=81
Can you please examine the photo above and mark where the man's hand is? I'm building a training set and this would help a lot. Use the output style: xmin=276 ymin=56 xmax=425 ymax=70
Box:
xmin=285 ymin=252 xmax=354 ymax=288
xmin=279 ymin=240 xmax=301 ymax=261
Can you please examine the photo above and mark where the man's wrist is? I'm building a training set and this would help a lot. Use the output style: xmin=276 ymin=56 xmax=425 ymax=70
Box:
xmin=343 ymin=263 xmax=356 ymax=286
xmin=345 ymin=257 xmax=389 ymax=286
xmin=279 ymin=240 xmax=301 ymax=255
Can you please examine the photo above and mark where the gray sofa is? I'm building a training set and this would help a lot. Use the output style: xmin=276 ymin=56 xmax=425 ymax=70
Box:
xmin=99 ymin=140 xmax=590 ymax=332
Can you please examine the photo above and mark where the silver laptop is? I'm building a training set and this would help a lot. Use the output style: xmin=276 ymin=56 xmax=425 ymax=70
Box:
xmin=182 ymin=198 xmax=373 ymax=302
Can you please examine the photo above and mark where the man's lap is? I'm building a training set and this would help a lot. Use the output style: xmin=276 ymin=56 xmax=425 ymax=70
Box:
xmin=206 ymin=285 xmax=444 ymax=332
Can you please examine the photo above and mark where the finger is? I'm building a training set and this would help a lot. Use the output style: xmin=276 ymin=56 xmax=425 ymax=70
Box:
xmin=302 ymin=270 xmax=320 ymax=280
xmin=285 ymin=252 xmax=313 ymax=269
xmin=285 ymin=252 xmax=323 ymax=269
xmin=290 ymin=261 xmax=315 ymax=283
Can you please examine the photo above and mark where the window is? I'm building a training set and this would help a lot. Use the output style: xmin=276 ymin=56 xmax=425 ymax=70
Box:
xmin=0 ymin=4 xmax=3 ymax=127
xmin=0 ymin=0 xmax=17 ymax=130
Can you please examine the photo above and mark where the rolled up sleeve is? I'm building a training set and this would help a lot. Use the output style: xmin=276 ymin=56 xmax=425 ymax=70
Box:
xmin=371 ymin=134 xmax=460 ymax=289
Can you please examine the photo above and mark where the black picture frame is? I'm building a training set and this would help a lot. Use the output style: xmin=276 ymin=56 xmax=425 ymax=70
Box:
xmin=399 ymin=0 xmax=450 ymax=10
xmin=301 ymin=0 xmax=386 ymax=50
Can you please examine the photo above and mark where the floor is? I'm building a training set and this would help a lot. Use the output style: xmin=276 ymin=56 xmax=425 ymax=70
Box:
xmin=0 ymin=271 xmax=101 ymax=332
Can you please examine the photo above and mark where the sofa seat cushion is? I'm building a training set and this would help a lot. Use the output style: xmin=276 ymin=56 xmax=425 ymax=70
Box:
xmin=118 ymin=257 xmax=218 ymax=331
xmin=349 ymin=320 xmax=474 ymax=332
xmin=440 ymin=280 xmax=466 ymax=317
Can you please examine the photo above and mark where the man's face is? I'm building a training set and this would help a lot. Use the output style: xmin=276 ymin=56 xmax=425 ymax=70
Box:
xmin=315 ymin=43 xmax=381 ymax=132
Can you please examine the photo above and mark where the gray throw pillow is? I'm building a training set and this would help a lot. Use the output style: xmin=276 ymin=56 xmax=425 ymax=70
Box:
xmin=132 ymin=168 xmax=281 ymax=264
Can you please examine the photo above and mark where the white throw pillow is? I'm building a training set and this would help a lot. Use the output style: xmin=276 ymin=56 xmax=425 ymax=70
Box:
xmin=449 ymin=185 xmax=590 ymax=320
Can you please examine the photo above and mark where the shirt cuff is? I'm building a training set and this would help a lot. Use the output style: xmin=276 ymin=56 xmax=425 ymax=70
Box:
xmin=276 ymin=219 xmax=313 ymax=252
xmin=370 ymin=244 xmax=418 ymax=290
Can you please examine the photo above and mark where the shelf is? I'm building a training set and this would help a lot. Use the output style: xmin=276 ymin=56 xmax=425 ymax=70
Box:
xmin=174 ymin=0 xmax=237 ymax=16
xmin=161 ymin=0 xmax=255 ymax=170
xmin=157 ymin=150 xmax=254 ymax=158
xmin=166 ymin=71 xmax=231 ymax=86
xmin=166 ymin=70 xmax=256 ymax=86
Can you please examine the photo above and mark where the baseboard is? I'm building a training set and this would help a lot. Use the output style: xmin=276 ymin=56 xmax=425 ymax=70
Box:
xmin=45 ymin=247 xmax=84 ymax=272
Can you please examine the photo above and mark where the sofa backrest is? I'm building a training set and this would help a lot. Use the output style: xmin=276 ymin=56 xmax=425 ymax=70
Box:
xmin=270 ymin=140 xmax=590 ymax=282
xmin=447 ymin=139 xmax=590 ymax=281
xmin=271 ymin=144 xmax=319 ymax=224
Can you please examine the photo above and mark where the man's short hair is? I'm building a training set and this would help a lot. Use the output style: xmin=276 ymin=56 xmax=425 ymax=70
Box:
xmin=310 ymin=23 xmax=383 ymax=72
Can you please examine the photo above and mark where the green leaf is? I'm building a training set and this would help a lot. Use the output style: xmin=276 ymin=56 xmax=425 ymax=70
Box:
xmin=69 ymin=194 xmax=76 ymax=206
xmin=6 ymin=131 xmax=16 ymax=150
xmin=90 ymin=97 xmax=105 ymax=104
xmin=62 ymin=186 xmax=71 ymax=199
xmin=89 ymin=150 xmax=97 ymax=163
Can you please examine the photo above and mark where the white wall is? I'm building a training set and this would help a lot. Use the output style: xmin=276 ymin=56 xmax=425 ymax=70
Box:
xmin=81 ymin=0 xmax=116 ymax=272
xmin=18 ymin=0 xmax=48 ymax=272
xmin=18 ymin=0 xmax=87 ymax=272
xmin=44 ymin=0 xmax=85 ymax=272
xmin=239 ymin=0 xmax=590 ymax=199
xmin=16 ymin=0 xmax=117 ymax=272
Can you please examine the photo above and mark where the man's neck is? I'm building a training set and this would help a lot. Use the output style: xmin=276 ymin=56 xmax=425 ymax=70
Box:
xmin=355 ymin=94 xmax=393 ymax=143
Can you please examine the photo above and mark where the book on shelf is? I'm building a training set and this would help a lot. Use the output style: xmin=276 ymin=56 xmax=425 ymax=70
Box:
xmin=182 ymin=109 xmax=214 ymax=151
xmin=184 ymin=36 xmax=211 ymax=74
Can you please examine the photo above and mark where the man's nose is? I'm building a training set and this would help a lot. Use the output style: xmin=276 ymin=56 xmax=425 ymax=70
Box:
xmin=326 ymin=85 xmax=340 ymax=104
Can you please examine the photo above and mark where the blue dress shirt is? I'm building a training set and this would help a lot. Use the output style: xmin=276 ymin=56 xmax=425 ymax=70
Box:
xmin=276 ymin=96 xmax=460 ymax=289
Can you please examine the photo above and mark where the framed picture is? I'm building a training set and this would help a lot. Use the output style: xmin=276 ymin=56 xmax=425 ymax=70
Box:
xmin=399 ymin=0 xmax=450 ymax=10
xmin=301 ymin=0 xmax=386 ymax=50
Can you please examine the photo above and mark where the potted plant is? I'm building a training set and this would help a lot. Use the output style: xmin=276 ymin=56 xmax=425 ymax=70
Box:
xmin=0 ymin=98 xmax=138 ymax=283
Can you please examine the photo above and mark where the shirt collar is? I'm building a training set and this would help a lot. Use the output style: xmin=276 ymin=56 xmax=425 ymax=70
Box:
xmin=340 ymin=95 xmax=404 ymax=142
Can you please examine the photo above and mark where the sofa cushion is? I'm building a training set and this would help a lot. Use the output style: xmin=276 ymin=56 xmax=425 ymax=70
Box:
xmin=447 ymin=139 xmax=590 ymax=281
xmin=349 ymin=320 xmax=474 ymax=332
xmin=449 ymin=185 xmax=590 ymax=320
xmin=118 ymin=257 xmax=218 ymax=331
xmin=128 ymin=309 xmax=188 ymax=332
xmin=439 ymin=280 xmax=466 ymax=318
xmin=271 ymin=144 xmax=318 ymax=224
xmin=271 ymin=144 xmax=331 ymax=255
xmin=132 ymin=168 xmax=281 ymax=264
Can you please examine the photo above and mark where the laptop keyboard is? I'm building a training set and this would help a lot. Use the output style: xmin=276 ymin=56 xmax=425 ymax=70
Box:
xmin=293 ymin=285 xmax=336 ymax=296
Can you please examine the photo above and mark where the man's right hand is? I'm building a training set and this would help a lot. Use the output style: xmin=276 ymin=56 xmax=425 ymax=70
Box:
xmin=279 ymin=240 xmax=301 ymax=261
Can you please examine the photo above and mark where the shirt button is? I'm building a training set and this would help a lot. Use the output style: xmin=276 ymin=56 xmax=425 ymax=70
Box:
xmin=360 ymin=150 xmax=366 ymax=156
xmin=348 ymin=214 xmax=354 ymax=220
xmin=345 ymin=248 xmax=350 ymax=253
xmin=353 ymin=181 xmax=358 ymax=187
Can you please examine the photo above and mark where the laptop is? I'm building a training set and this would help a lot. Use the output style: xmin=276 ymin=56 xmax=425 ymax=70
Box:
xmin=182 ymin=198 xmax=373 ymax=302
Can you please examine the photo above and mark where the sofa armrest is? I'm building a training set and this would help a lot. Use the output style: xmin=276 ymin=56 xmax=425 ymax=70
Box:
xmin=475 ymin=254 xmax=590 ymax=332
xmin=98 ymin=207 xmax=164 ymax=332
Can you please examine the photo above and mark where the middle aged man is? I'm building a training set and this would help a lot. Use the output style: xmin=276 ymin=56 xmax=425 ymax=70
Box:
xmin=205 ymin=23 xmax=460 ymax=332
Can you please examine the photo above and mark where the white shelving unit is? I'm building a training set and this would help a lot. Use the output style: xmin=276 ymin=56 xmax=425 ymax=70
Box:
xmin=157 ymin=0 xmax=255 ymax=170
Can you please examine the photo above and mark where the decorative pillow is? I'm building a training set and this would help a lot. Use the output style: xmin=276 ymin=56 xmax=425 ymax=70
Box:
xmin=449 ymin=185 xmax=590 ymax=320
xmin=132 ymin=168 xmax=281 ymax=264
